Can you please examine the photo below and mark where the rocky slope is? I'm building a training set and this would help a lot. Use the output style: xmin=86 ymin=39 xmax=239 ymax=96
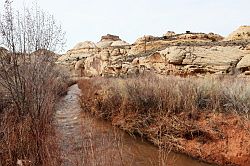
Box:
xmin=56 ymin=26 xmax=250 ymax=77
xmin=225 ymin=26 xmax=250 ymax=41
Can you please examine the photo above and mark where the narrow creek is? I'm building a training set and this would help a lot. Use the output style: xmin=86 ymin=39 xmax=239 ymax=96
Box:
xmin=55 ymin=84 xmax=213 ymax=166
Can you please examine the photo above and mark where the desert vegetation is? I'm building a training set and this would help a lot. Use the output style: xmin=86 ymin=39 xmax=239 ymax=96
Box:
xmin=78 ymin=74 xmax=250 ymax=165
xmin=0 ymin=1 xmax=68 ymax=165
xmin=1 ymin=0 xmax=250 ymax=166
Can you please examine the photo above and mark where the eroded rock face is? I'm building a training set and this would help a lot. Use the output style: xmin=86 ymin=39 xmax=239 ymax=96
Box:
xmin=57 ymin=28 xmax=250 ymax=77
xmin=159 ymin=46 xmax=247 ymax=74
xmin=56 ymin=34 xmax=131 ymax=77
xmin=225 ymin=26 xmax=250 ymax=41
xmin=129 ymin=32 xmax=224 ymax=55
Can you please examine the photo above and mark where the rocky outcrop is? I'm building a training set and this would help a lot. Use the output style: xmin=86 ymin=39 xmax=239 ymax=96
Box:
xmin=57 ymin=27 xmax=250 ymax=77
xmin=57 ymin=41 xmax=98 ymax=64
xmin=73 ymin=41 xmax=97 ymax=49
xmin=56 ymin=34 xmax=131 ymax=77
xmin=236 ymin=54 xmax=250 ymax=71
xmin=129 ymin=32 xmax=224 ymax=55
xmin=178 ymin=32 xmax=224 ymax=41
xmin=159 ymin=46 xmax=247 ymax=74
xmin=101 ymin=34 xmax=120 ymax=42
xmin=96 ymin=34 xmax=129 ymax=48
xmin=225 ymin=26 xmax=250 ymax=41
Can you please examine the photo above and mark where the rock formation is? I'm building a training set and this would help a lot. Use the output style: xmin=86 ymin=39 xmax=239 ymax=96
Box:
xmin=159 ymin=46 xmax=247 ymax=74
xmin=225 ymin=26 xmax=250 ymax=41
xmin=101 ymin=34 xmax=120 ymax=41
xmin=56 ymin=34 xmax=131 ymax=77
xmin=56 ymin=27 xmax=250 ymax=77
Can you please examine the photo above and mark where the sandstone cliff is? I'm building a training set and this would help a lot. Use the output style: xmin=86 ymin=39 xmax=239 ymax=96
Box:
xmin=57 ymin=27 xmax=250 ymax=77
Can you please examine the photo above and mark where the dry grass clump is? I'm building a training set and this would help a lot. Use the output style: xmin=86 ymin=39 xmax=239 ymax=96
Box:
xmin=78 ymin=75 xmax=250 ymax=165
xmin=79 ymin=75 xmax=250 ymax=122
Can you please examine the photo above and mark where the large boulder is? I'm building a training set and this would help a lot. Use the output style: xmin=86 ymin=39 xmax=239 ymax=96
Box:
xmin=236 ymin=55 xmax=250 ymax=70
xmin=160 ymin=48 xmax=185 ymax=65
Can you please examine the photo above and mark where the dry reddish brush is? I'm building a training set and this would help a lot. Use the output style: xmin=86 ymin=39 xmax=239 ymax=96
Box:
xmin=0 ymin=1 xmax=66 ymax=165
xmin=78 ymin=75 xmax=250 ymax=165
xmin=0 ymin=55 xmax=66 ymax=165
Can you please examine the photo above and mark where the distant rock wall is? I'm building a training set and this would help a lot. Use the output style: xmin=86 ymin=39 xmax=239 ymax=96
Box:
xmin=56 ymin=27 xmax=250 ymax=77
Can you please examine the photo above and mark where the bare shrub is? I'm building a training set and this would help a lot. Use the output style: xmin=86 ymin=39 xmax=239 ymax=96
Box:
xmin=0 ymin=1 xmax=66 ymax=165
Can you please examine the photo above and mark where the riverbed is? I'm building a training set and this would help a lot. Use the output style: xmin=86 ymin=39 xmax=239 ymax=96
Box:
xmin=55 ymin=84 xmax=212 ymax=166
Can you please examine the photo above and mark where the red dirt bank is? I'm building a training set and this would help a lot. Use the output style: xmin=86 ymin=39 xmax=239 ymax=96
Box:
xmin=177 ymin=112 xmax=250 ymax=166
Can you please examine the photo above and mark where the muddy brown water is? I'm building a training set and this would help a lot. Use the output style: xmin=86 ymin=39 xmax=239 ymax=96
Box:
xmin=55 ymin=84 xmax=213 ymax=166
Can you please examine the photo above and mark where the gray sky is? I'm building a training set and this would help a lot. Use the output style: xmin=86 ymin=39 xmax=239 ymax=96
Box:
xmin=0 ymin=0 xmax=250 ymax=51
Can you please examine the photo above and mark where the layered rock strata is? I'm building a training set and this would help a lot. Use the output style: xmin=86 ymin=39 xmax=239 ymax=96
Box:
xmin=57 ymin=27 xmax=250 ymax=77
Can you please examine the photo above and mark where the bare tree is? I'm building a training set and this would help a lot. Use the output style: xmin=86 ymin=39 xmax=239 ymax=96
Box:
xmin=0 ymin=1 xmax=66 ymax=165
xmin=0 ymin=0 xmax=66 ymax=116
xmin=0 ymin=0 xmax=66 ymax=53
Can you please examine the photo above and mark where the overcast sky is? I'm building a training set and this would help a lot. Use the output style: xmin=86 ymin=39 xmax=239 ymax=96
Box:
xmin=0 ymin=0 xmax=250 ymax=51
